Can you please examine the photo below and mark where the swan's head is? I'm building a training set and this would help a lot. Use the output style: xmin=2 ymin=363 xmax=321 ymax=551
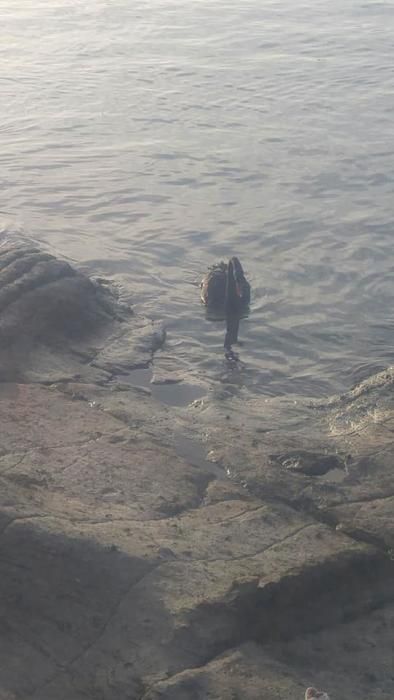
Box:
xmin=226 ymin=257 xmax=250 ymax=308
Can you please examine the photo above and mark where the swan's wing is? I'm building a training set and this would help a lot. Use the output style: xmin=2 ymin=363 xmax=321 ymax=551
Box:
xmin=201 ymin=267 xmax=226 ymax=306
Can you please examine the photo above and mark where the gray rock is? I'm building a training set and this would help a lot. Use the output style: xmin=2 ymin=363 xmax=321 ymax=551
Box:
xmin=0 ymin=379 xmax=392 ymax=699
xmin=0 ymin=244 xmax=164 ymax=382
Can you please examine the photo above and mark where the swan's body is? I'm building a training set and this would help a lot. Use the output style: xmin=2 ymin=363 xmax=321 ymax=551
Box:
xmin=200 ymin=257 xmax=250 ymax=312
xmin=305 ymin=688 xmax=330 ymax=700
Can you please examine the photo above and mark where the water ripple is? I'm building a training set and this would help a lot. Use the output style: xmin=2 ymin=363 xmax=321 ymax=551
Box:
xmin=1 ymin=0 xmax=393 ymax=400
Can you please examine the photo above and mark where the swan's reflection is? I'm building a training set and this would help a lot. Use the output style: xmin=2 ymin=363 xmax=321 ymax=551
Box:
xmin=204 ymin=308 xmax=248 ymax=367
xmin=224 ymin=314 xmax=241 ymax=364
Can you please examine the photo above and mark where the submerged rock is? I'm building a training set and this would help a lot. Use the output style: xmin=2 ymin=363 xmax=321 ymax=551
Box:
xmin=0 ymin=244 xmax=165 ymax=382
xmin=0 ymin=244 xmax=114 ymax=340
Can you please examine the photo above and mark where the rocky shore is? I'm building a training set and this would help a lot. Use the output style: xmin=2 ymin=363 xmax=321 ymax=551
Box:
xmin=0 ymin=244 xmax=393 ymax=700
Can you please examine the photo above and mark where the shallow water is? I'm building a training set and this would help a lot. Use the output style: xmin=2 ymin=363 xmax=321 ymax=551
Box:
xmin=126 ymin=366 xmax=206 ymax=406
xmin=2 ymin=0 xmax=394 ymax=401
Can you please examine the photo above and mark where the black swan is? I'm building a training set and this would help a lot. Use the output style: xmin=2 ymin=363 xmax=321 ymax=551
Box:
xmin=200 ymin=256 xmax=250 ymax=312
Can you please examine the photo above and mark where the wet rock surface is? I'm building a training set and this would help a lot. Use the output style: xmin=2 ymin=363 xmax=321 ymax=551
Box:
xmin=270 ymin=451 xmax=346 ymax=477
xmin=0 ymin=244 xmax=165 ymax=383
xmin=0 ymin=246 xmax=393 ymax=699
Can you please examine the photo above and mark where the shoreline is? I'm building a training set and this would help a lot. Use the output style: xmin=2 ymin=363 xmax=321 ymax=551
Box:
xmin=0 ymin=246 xmax=393 ymax=699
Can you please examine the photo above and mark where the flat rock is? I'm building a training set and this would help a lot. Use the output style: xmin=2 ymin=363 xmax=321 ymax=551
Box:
xmin=0 ymin=383 xmax=213 ymax=521
xmin=195 ymin=367 xmax=394 ymax=549
xmin=331 ymin=496 xmax=394 ymax=549
xmin=145 ymin=606 xmax=394 ymax=700
xmin=0 ymin=382 xmax=391 ymax=699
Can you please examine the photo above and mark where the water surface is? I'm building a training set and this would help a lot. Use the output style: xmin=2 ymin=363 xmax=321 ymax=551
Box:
xmin=2 ymin=0 xmax=394 ymax=400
